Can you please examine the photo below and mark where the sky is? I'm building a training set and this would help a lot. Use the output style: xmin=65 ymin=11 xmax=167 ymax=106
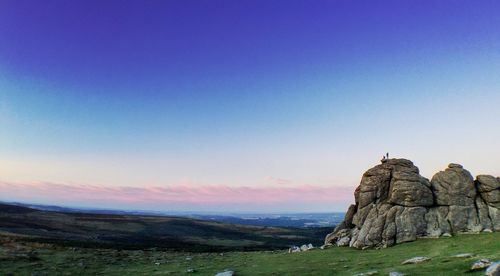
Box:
xmin=0 ymin=0 xmax=499 ymax=212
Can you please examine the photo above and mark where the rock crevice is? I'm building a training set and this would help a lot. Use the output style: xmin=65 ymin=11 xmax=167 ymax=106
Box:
xmin=325 ymin=158 xmax=500 ymax=248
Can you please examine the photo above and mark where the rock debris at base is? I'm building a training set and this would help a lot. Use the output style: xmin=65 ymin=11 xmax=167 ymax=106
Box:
xmin=453 ymin=253 xmax=474 ymax=258
xmin=471 ymin=259 xmax=492 ymax=271
xmin=486 ymin=261 xmax=500 ymax=276
xmin=401 ymin=256 xmax=431 ymax=264
xmin=215 ymin=271 xmax=234 ymax=276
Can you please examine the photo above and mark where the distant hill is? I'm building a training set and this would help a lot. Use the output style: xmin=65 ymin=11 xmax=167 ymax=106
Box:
xmin=0 ymin=203 xmax=35 ymax=214
xmin=4 ymin=201 xmax=343 ymax=228
xmin=188 ymin=213 xmax=343 ymax=228
xmin=0 ymin=203 xmax=331 ymax=252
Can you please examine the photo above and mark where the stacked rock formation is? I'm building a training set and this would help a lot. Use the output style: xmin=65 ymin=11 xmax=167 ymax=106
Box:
xmin=325 ymin=159 xmax=499 ymax=249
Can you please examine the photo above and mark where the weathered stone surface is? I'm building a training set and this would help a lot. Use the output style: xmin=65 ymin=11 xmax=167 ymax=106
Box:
xmin=477 ymin=175 xmax=500 ymax=192
xmin=471 ymin=259 xmax=492 ymax=271
xmin=448 ymin=205 xmax=482 ymax=233
xmin=489 ymin=206 xmax=500 ymax=231
xmin=215 ymin=271 xmax=234 ymax=276
xmin=448 ymin=163 xmax=463 ymax=169
xmin=402 ymin=256 xmax=430 ymax=264
xmin=486 ymin=261 xmax=500 ymax=276
xmin=351 ymin=204 xmax=392 ymax=248
xmin=352 ymin=204 xmax=373 ymax=228
xmin=381 ymin=205 xmax=399 ymax=246
xmin=476 ymin=197 xmax=493 ymax=231
xmin=431 ymin=164 xmax=475 ymax=206
xmin=332 ymin=204 xmax=356 ymax=233
xmin=325 ymin=228 xmax=351 ymax=246
xmin=395 ymin=207 xmax=427 ymax=243
xmin=336 ymin=236 xmax=350 ymax=246
xmin=388 ymin=171 xmax=433 ymax=207
xmin=482 ymin=190 xmax=500 ymax=208
xmin=453 ymin=253 xmax=474 ymax=258
xmin=325 ymin=158 xmax=500 ymax=249
xmin=477 ymin=175 xmax=500 ymax=209
xmin=425 ymin=206 xmax=451 ymax=237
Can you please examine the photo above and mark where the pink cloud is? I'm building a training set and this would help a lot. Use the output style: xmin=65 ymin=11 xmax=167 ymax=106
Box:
xmin=0 ymin=180 xmax=355 ymax=212
xmin=265 ymin=176 xmax=292 ymax=185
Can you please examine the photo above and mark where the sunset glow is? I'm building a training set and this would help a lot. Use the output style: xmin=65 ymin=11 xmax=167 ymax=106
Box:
xmin=1 ymin=0 xmax=499 ymax=212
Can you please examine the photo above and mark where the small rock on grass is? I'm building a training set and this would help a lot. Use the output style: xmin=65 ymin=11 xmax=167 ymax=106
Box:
xmin=389 ymin=272 xmax=404 ymax=276
xmin=354 ymin=271 xmax=378 ymax=276
xmin=337 ymin=237 xmax=350 ymax=247
xmin=485 ymin=261 xmax=500 ymax=276
xmin=402 ymin=256 xmax=430 ymax=264
xmin=470 ymin=259 xmax=491 ymax=271
xmin=215 ymin=271 xmax=234 ymax=276
xmin=453 ymin=253 xmax=474 ymax=258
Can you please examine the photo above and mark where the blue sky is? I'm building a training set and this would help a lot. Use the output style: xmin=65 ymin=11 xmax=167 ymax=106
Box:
xmin=1 ymin=0 xmax=499 ymax=212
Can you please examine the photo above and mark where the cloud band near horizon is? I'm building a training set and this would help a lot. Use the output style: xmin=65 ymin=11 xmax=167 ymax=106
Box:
xmin=0 ymin=180 xmax=355 ymax=213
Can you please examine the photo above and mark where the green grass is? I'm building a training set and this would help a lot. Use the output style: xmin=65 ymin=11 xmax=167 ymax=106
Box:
xmin=1 ymin=232 xmax=499 ymax=275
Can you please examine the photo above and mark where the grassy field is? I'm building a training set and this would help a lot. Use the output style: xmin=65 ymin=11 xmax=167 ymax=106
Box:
xmin=1 ymin=232 xmax=498 ymax=275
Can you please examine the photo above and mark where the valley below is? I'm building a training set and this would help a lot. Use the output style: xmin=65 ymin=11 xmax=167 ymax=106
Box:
xmin=0 ymin=203 xmax=331 ymax=252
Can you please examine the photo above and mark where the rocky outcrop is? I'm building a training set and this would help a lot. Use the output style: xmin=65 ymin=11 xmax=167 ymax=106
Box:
xmin=325 ymin=159 xmax=500 ymax=249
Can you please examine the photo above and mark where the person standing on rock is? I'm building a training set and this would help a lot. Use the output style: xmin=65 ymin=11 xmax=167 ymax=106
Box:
xmin=386 ymin=152 xmax=389 ymax=159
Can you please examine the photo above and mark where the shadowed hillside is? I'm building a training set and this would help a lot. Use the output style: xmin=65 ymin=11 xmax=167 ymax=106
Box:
xmin=0 ymin=203 xmax=329 ymax=252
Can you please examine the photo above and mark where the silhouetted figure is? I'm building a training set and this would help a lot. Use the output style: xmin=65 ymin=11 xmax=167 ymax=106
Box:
xmin=386 ymin=152 xmax=389 ymax=159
